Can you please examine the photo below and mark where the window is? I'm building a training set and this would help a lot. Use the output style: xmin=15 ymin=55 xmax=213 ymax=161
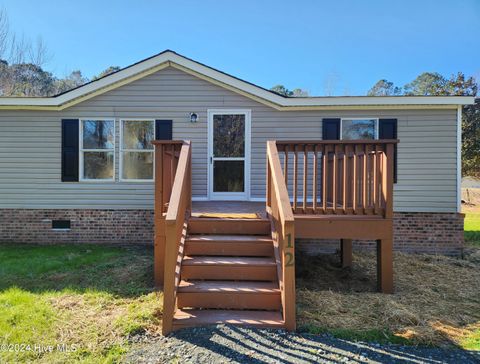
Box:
xmin=120 ymin=119 xmax=155 ymax=181
xmin=80 ymin=119 xmax=115 ymax=181
xmin=341 ymin=118 xmax=378 ymax=140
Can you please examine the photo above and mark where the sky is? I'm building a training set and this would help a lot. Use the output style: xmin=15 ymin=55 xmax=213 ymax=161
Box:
xmin=1 ymin=0 xmax=479 ymax=96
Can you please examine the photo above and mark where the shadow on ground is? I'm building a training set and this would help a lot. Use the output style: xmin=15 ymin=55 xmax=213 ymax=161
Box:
xmin=126 ymin=325 xmax=480 ymax=363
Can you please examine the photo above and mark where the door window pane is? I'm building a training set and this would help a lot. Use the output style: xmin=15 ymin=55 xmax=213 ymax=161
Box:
xmin=83 ymin=152 xmax=114 ymax=180
xmin=214 ymin=160 xmax=244 ymax=192
xmin=342 ymin=119 xmax=376 ymax=140
xmin=122 ymin=152 xmax=153 ymax=180
xmin=122 ymin=120 xmax=154 ymax=150
xmin=213 ymin=114 xmax=245 ymax=157
xmin=82 ymin=120 xmax=114 ymax=149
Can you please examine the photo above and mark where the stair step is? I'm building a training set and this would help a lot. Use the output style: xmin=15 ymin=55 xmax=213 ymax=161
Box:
xmin=181 ymin=256 xmax=277 ymax=281
xmin=185 ymin=235 xmax=274 ymax=257
xmin=173 ymin=309 xmax=284 ymax=330
xmin=188 ymin=218 xmax=271 ymax=235
xmin=177 ymin=280 xmax=281 ymax=310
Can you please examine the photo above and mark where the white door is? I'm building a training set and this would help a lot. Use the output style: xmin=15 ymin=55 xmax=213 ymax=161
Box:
xmin=208 ymin=109 xmax=251 ymax=200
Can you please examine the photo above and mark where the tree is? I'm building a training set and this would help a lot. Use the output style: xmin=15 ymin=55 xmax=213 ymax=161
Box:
xmin=270 ymin=84 xmax=309 ymax=97
xmin=93 ymin=66 xmax=121 ymax=80
xmin=270 ymin=84 xmax=292 ymax=96
xmin=462 ymin=99 xmax=480 ymax=177
xmin=54 ymin=70 xmax=88 ymax=94
xmin=367 ymin=79 xmax=402 ymax=96
xmin=446 ymin=72 xmax=478 ymax=96
xmin=403 ymin=72 xmax=448 ymax=96
xmin=3 ymin=63 xmax=55 ymax=96
xmin=291 ymin=88 xmax=309 ymax=97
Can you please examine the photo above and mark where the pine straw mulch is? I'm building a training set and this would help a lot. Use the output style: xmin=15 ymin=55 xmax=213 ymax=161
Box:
xmin=296 ymin=249 xmax=480 ymax=347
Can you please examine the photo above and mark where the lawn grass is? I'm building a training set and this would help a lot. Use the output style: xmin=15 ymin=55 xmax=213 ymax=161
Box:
xmin=0 ymin=244 xmax=161 ymax=363
xmin=464 ymin=211 xmax=480 ymax=246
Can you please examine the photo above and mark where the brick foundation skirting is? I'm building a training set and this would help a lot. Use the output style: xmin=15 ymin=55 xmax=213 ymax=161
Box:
xmin=0 ymin=209 xmax=464 ymax=255
xmin=0 ymin=209 xmax=154 ymax=244
xmin=297 ymin=212 xmax=465 ymax=256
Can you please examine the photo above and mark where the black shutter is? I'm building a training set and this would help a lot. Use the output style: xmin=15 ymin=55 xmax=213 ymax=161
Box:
xmin=322 ymin=118 xmax=340 ymax=140
xmin=379 ymin=118 xmax=398 ymax=183
xmin=155 ymin=120 xmax=173 ymax=140
xmin=61 ymin=119 xmax=79 ymax=182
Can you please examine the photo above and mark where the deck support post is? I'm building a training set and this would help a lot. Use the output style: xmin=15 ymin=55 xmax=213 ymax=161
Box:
xmin=340 ymin=239 xmax=353 ymax=268
xmin=376 ymin=237 xmax=393 ymax=293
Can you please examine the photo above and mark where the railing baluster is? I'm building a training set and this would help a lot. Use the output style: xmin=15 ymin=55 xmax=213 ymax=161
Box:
xmin=366 ymin=144 xmax=373 ymax=214
xmin=293 ymin=145 xmax=298 ymax=212
xmin=284 ymin=146 xmax=289 ymax=188
xmin=373 ymin=144 xmax=378 ymax=214
xmin=333 ymin=145 xmax=338 ymax=214
xmin=313 ymin=145 xmax=318 ymax=213
xmin=169 ymin=145 xmax=174 ymax=201
xmin=322 ymin=144 xmax=328 ymax=214
xmin=303 ymin=144 xmax=308 ymax=213
xmin=353 ymin=144 xmax=358 ymax=214
xmin=362 ymin=144 xmax=367 ymax=214
xmin=345 ymin=145 xmax=350 ymax=212
xmin=384 ymin=143 xmax=394 ymax=219
xmin=343 ymin=144 xmax=347 ymax=214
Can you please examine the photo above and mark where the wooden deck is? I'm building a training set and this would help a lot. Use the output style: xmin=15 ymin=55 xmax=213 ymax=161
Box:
xmin=153 ymin=139 xmax=397 ymax=334
xmin=192 ymin=201 xmax=266 ymax=218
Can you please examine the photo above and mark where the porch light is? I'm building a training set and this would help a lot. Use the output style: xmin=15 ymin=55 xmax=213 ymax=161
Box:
xmin=189 ymin=112 xmax=198 ymax=123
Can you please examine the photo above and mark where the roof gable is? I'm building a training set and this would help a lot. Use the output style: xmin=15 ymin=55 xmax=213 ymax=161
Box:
xmin=0 ymin=50 xmax=474 ymax=110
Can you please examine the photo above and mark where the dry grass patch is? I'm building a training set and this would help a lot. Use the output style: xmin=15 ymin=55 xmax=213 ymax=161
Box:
xmin=48 ymin=291 xmax=162 ymax=361
xmin=297 ymin=250 xmax=480 ymax=348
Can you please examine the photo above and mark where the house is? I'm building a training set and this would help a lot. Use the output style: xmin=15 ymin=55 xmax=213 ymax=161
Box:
xmin=0 ymin=50 xmax=474 ymax=333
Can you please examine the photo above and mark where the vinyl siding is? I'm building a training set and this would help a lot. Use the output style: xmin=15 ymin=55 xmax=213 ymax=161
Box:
xmin=0 ymin=67 xmax=459 ymax=212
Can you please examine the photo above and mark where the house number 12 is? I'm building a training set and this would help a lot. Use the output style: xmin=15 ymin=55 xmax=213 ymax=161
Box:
xmin=284 ymin=233 xmax=294 ymax=267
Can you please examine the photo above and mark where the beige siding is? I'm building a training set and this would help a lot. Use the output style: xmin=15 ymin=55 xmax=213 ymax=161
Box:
xmin=0 ymin=67 xmax=458 ymax=212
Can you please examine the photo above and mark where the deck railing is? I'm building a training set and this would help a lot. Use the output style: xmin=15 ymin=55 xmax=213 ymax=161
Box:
xmin=266 ymin=141 xmax=296 ymax=330
xmin=275 ymin=140 xmax=397 ymax=218
xmin=154 ymin=141 xmax=185 ymax=215
xmin=153 ymin=140 xmax=192 ymax=335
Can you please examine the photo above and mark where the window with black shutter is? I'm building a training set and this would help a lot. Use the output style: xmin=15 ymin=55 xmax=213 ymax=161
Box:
xmin=155 ymin=120 xmax=173 ymax=140
xmin=379 ymin=119 xmax=398 ymax=183
xmin=61 ymin=119 xmax=79 ymax=182
xmin=322 ymin=118 xmax=340 ymax=140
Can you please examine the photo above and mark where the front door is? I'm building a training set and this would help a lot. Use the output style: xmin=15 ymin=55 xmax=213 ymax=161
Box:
xmin=208 ymin=109 xmax=251 ymax=200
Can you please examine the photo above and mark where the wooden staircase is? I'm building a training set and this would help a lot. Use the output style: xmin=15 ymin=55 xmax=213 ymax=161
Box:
xmin=153 ymin=139 xmax=397 ymax=335
xmin=172 ymin=217 xmax=284 ymax=330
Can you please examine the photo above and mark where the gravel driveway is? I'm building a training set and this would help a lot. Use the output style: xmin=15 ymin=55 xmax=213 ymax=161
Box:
xmin=124 ymin=325 xmax=480 ymax=363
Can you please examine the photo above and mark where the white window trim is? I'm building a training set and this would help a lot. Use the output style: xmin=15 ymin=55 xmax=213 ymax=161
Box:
xmin=119 ymin=118 xmax=155 ymax=182
xmin=79 ymin=118 xmax=116 ymax=182
xmin=340 ymin=118 xmax=379 ymax=140
xmin=207 ymin=109 xmax=251 ymax=201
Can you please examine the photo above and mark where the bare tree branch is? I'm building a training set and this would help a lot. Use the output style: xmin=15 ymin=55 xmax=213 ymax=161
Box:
xmin=28 ymin=36 xmax=52 ymax=66
xmin=0 ymin=7 xmax=9 ymax=60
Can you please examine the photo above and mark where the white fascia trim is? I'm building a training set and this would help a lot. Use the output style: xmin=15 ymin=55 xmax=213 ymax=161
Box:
xmin=0 ymin=50 xmax=475 ymax=108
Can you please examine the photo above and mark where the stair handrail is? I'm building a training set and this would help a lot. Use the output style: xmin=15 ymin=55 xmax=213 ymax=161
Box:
xmin=266 ymin=140 xmax=296 ymax=330
xmin=154 ymin=140 xmax=192 ymax=335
